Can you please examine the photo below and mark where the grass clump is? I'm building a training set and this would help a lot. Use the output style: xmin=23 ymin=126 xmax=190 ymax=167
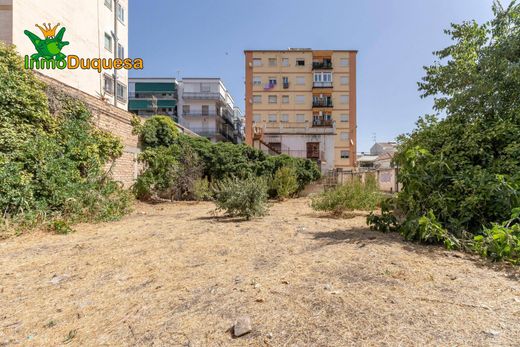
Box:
xmin=311 ymin=175 xmax=382 ymax=215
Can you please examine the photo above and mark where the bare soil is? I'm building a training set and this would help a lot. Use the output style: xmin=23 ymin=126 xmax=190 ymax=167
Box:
xmin=1 ymin=199 xmax=519 ymax=346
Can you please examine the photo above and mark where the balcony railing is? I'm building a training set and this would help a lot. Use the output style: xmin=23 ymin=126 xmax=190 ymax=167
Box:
xmin=313 ymin=82 xmax=333 ymax=88
xmin=182 ymin=92 xmax=223 ymax=100
xmin=312 ymin=61 xmax=333 ymax=69
xmin=283 ymin=82 xmax=290 ymax=89
xmin=182 ymin=112 xmax=217 ymax=117
xmin=312 ymin=100 xmax=333 ymax=107
xmin=312 ymin=119 xmax=334 ymax=127
xmin=257 ymin=122 xmax=335 ymax=135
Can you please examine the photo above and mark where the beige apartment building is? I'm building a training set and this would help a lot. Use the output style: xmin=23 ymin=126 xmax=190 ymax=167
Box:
xmin=245 ymin=49 xmax=357 ymax=171
xmin=0 ymin=0 xmax=129 ymax=109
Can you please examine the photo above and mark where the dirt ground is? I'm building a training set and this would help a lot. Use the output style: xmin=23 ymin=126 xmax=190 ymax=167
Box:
xmin=1 ymin=199 xmax=519 ymax=346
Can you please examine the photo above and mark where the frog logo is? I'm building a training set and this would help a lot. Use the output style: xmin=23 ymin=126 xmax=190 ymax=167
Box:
xmin=24 ymin=23 xmax=69 ymax=61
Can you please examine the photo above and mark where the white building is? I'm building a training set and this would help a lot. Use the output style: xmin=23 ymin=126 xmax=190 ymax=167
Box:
xmin=178 ymin=78 xmax=244 ymax=143
xmin=0 ymin=0 xmax=129 ymax=110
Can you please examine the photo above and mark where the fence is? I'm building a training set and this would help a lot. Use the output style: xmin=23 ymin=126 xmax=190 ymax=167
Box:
xmin=324 ymin=168 xmax=400 ymax=193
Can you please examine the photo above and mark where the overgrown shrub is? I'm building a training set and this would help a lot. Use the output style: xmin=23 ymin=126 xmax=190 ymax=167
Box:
xmin=270 ymin=166 xmax=299 ymax=200
xmin=371 ymin=2 xmax=520 ymax=262
xmin=132 ymin=116 xmax=321 ymax=202
xmin=193 ymin=178 xmax=213 ymax=201
xmin=367 ymin=198 xmax=399 ymax=232
xmin=311 ymin=178 xmax=382 ymax=215
xmin=472 ymin=209 xmax=520 ymax=263
xmin=213 ymin=176 xmax=269 ymax=220
xmin=0 ymin=43 xmax=132 ymax=233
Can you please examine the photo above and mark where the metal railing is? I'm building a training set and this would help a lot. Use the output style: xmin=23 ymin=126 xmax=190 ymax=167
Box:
xmin=313 ymin=82 xmax=333 ymax=88
xmin=182 ymin=112 xmax=217 ymax=117
xmin=129 ymin=92 xmax=175 ymax=99
xmin=312 ymin=100 xmax=333 ymax=107
xmin=182 ymin=92 xmax=223 ymax=100
xmin=312 ymin=119 xmax=334 ymax=127
xmin=312 ymin=61 xmax=333 ymax=69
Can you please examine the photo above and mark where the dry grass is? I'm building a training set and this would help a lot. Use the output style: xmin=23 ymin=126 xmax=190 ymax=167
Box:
xmin=1 ymin=198 xmax=519 ymax=346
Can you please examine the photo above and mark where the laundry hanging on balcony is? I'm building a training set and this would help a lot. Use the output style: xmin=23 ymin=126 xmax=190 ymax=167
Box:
xmin=264 ymin=82 xmax=275 ymax=90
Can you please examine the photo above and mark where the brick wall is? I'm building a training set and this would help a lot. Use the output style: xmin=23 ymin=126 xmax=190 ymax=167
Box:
xmin=35 ymin=72 xmax=199 ymax=188
xmin=36 ymin=72 xmax=141 ymax=188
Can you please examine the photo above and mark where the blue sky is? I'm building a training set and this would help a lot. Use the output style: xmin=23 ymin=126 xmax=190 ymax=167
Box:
xmin=129 ymin=0 xmax=498 ymax=152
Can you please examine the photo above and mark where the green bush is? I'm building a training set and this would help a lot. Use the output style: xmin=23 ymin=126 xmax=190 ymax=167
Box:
xmin=270 ymin=166 xmax=299 ymax=200
xmin=0 ymin=43 xmax=132 ymax=233
xmin=472 ymin=209 xmax=520 ymax=263
xmin=213 ymin=176 xmax=269 ymax=220
xmin=193 ymin=178 xmax=213 ymax=201
xmin=311 ymin=178 xmax=382 ymax=215
xmin=386 ymin=2 xmax=520 ymax=262
xmin=367 ymin=198 xmax=399 ymax=232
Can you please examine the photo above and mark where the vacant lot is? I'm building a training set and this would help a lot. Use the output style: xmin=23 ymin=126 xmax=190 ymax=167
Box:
xmin=1 ymin=199 xmax=519 ymax=346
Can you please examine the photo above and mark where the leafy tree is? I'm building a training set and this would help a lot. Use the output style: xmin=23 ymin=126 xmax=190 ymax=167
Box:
xmin=393 ymin=1 xmax=520 ymax=249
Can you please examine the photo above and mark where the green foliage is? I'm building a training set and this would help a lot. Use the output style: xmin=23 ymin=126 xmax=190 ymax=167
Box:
xmin=472 ymin=208 xmax=520 ymax=263
xmin=270 ymin=166 xmax=299 ymax=200
xmin=367 ymin=198 xmax=399 ymax=232
xmin=213 ymin=176 xmax=269 ymax=220
xmin=389 ymin=2 xmax=520 ymax=258
xmin=133 ymin=146 xmax=179 ymax=200
xmin=138 ymin=115 xmax=179 ymax=148
xmin=0 ymin=43 xmax=132 ymax=233
xmin=193 ymin=178 xmax=213 ymax=201
xmin=311 ymin=178 xmax=382 ymax=215
xmin=48 ymin=219 xmax=74 ymax=235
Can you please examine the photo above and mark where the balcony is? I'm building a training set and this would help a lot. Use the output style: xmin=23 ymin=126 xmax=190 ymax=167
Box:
xmin=182 ymin=92 xmax=223 ymax=100
xmin=283 ymin=82 xmax=289 ymax=89
xmin=182 ymin=112 xmax=217 ymax=117
xmin=312 ymin=119 xmax=334 ymax=127
xmin=259 ymin=122 xmax=335 ymax=135
xmin=312 ymin=61 xmax=333 ymax=70
xmin=313 ymin=81 xmax=333 ymax=88
xmin=312 ymin=99 xmax=333 ymax=107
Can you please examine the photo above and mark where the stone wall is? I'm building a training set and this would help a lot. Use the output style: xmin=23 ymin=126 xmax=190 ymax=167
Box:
xmin=36 ymin=72 xmax=199 ymax=188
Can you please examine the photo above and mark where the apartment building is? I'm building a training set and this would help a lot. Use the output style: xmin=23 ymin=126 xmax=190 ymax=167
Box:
xmin=178 ymin=78 xmax=244 ymax=144
xmin=128 ymin=78 xmax=178 ymax=120
xmin=244 ymin=49 xmax=357 ymax=171
xmin=0 ymin=0 xmax=129 ymax=109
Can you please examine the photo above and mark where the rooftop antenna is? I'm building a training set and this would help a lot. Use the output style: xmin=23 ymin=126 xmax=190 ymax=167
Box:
xmin=371 ymin=133 xmax=377 ymax=143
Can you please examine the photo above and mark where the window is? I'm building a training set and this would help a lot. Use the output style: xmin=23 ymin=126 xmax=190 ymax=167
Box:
xmin=282 ymin=58 xmax=289 ymax=67
xmin=340 ymin=132 xmax=349 ymax=141
xmin=314 ymin=72 xmax=332 ymax=86
xmin=268 ymin=95 xmax=277 ymax=104
xmin=340 ymin=76 xmax=349 ymax=85
xmin=282 ymin=95 xmax=289 ymax=104
xmin=296 ymin=114 xmax=305 ymax=122
xmin=295 ymin=95 xmax=305 ymax=104
xmin=252 ymin=58 xmax=262 ymax=67
xmin=340 ymin=150 xmax=350 ymax=159
xmin=268 ymin=58 xmax=277 ymax=66
xmin=200 ymin=84 xmax=211 ymax=92
xmin=296 ymin=58 xmax=305 ymax=66
xmin=295 ymin=76 xmax=305 ymax=85
xmin=117 ymin=43 xmax=124 ymax=59
xmin=340 ymin=95 xmax=349 ymax=104
xmin=268 ymin=114 xmax=277 ymax=122
xmin=104 ymin=33 xmax=112 ymax=52
xmin=281 ymin=114 xmax=289 ymax=122
xmin=103 ymin=74 xmax=114 ymax=94
xmin=104 ymin=0 xmax=112 ymax=10
xmin=268 ymin=77 xmax=277 ymax=85
xmin=253 ymin=114 xmax=261 ymax=123
xmin=117 ymin=3 xmax=125 ymax=23
xmin=183 ymin=105 xmax=190 ymax=114
xmin=340 ymin=114 xmax=349 ymax=122
xmin=116 ymin=82 xmax=127 ymax=101
xmin=252 ymin=95 xmax=261 ymax=104
xmin=201 ymin=105 xmax=209 ymax=115
xmin=253 ymin=76 xmax=262 ymax=85
xmin=340 ymin=58 xmax=349 ymax=67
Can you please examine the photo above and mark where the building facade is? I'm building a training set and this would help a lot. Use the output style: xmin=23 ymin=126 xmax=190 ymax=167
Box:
xmin=244 ymin=49 xmax=357 ymax=171
xmin=178 ymin=78 xmax=244 ymax=144
xmin=0 ymin=0 xmax=129 ymax=109
xmin=128 ymin=78 xmax=177 ymax=120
